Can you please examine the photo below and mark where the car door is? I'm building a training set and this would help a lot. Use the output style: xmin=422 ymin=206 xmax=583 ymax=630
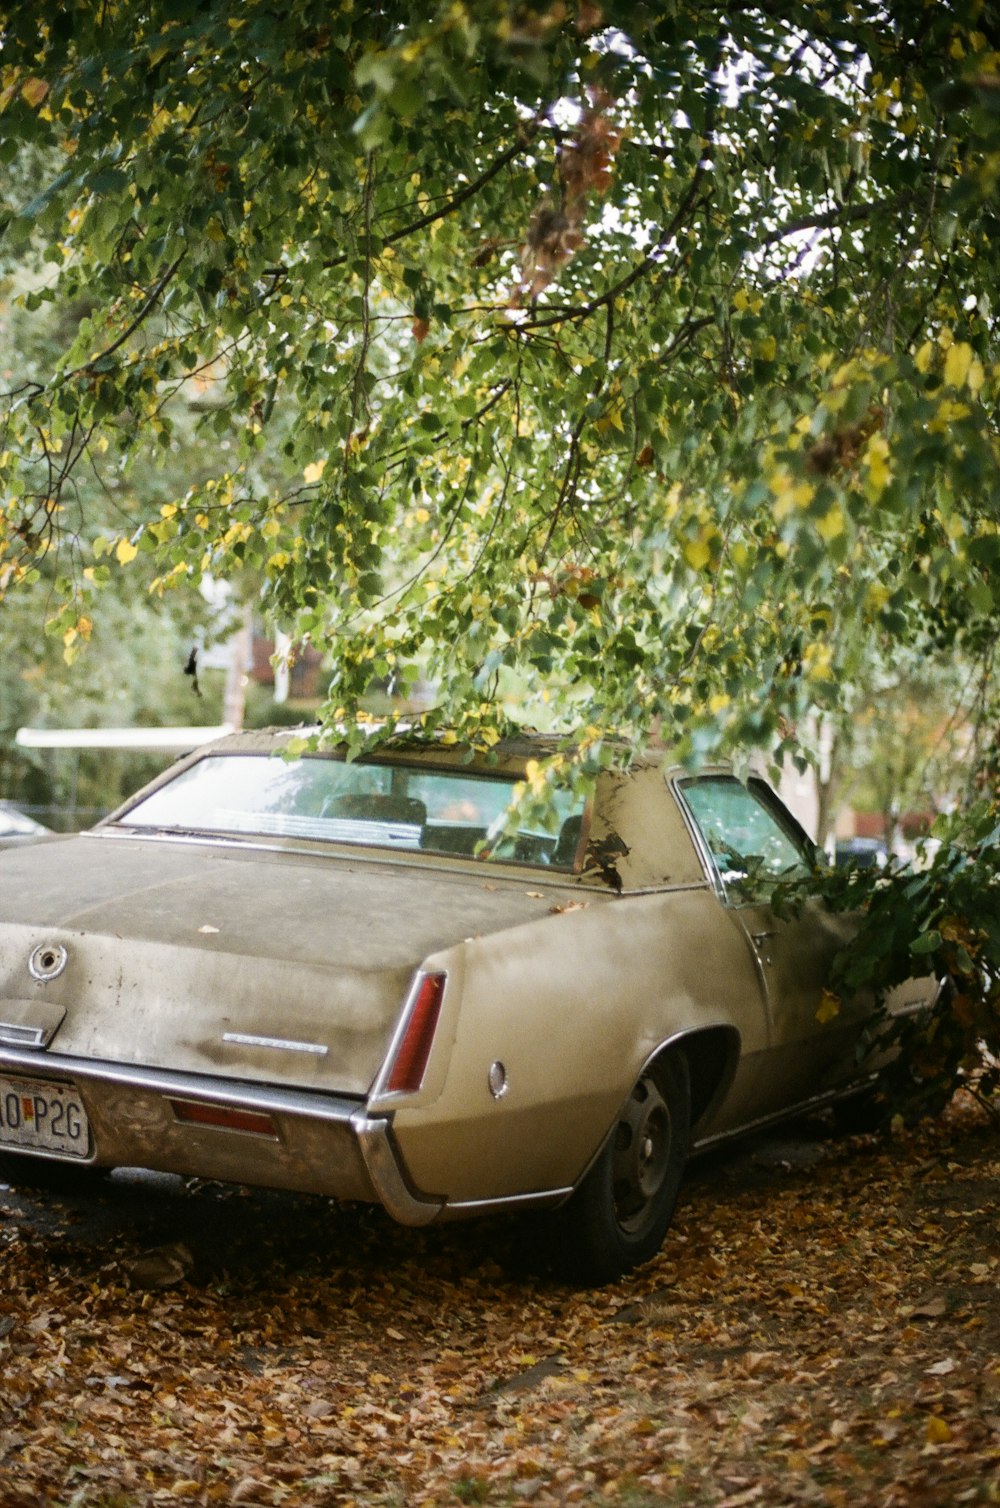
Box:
xmin=675 ymin=774 xmax=859 ymax=1116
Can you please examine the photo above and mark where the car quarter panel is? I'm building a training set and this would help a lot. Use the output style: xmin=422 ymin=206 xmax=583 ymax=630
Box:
xmin=390 ymin=884 xmax=770 ymax=1204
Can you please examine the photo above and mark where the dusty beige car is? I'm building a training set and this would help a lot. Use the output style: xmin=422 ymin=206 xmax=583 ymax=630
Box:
xmin=0 ymin=730 xmax=930 ymax=1282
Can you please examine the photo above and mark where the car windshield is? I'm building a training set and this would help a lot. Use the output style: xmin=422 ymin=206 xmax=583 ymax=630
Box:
xmin=114 ymin=753 xmax=587 ymax=871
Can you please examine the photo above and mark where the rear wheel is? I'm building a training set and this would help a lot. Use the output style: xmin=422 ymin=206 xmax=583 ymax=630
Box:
xmin=551 ymin=1052 xmax=690 ymax=1285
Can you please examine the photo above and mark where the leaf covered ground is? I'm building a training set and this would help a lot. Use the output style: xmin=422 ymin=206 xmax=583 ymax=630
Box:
xmin=1 ymin=1098 xmax=997 ymax=1508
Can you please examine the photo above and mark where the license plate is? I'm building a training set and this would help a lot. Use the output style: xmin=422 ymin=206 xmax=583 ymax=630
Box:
xmin=0 ymin=1074 xmax=89 ymax=1157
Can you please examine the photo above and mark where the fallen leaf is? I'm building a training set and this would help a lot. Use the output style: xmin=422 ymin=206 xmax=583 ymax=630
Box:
xmin=125 ymin=1242 xmax=194 ymax=1289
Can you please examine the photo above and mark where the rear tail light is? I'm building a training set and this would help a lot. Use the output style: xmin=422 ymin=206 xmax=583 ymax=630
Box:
xmin=169 ymin=1099 xmax=279 ymax=1138
xmin=384 ymin=972 xmax=447 ymax=1094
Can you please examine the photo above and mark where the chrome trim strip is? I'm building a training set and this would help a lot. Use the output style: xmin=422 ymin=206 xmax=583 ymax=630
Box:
xmin=439 ymin=1186 xmax=573 ymax=1219
xmin=222 ymin=1032 xmax=329 ymax=1056
xmin=668 ymin=776 xmax=729 ymax=898
xmin=366 ymin=969 xmax=440 ymax=1110
xmin=689 ymin=1079 xmax=877 ymax=1153
xmin=0 ymin=1048 xmax=362 ymax=1124
xmin=891 ymin=994 xmax=937 ymax=1019
xmin=350 ymin=1112 xmax=444 ymax=1226
xmin=86 ymin=827 xmax=594 ymax=889
xmin=0 ymin=1024 xmax=47 ymax=1049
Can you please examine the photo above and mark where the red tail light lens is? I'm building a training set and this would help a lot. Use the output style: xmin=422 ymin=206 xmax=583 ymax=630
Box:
xmin=385 ymin=972 xmax=447 ymax=1094
xmin=169 ymin=1099 xmax=278 ymax=1138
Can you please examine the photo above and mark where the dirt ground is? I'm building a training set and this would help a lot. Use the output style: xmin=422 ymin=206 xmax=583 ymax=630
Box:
xmin=0 ymin=1096 xmax=997 ymax=1507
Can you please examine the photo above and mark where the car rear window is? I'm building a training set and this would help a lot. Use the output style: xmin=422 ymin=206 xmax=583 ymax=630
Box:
xmin=114 ymin=754 xmax=587 ymax=871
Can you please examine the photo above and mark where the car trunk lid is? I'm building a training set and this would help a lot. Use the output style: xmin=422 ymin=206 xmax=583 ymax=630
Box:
xmin=0 ymin=834 xmax=572 ymax=1094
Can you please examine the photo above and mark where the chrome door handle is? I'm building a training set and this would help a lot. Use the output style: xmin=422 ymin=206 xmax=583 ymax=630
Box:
xmin=750 ymin=928 xmax=775 ymax=965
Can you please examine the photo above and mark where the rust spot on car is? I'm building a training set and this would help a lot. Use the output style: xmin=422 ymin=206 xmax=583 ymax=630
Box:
xmin=582 ymin=832 xmax=630 ymax=892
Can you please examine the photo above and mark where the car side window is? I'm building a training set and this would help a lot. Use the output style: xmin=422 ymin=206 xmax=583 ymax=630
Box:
xmin=679 ymin=776 xmax=812 ymax=898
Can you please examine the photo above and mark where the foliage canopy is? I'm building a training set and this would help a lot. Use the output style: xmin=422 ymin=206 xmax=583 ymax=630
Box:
xmin=2 ymin=0 xmax=998 ymax=759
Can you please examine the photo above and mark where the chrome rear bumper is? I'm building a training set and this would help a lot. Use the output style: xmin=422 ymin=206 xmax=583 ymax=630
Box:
xmin=0 ymin=1048 xmax=445 ymax=1226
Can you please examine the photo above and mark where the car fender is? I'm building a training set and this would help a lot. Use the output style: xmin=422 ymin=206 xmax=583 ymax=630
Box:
xmin=389 ymin=882 xmax=766 ymax=1204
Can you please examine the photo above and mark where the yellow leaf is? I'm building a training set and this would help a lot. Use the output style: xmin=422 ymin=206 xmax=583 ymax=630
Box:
xmin=771 ymin=473 xmax=815 ymax=522
xmin=944 ymin=341 xmax=973 ymax=389
xmin=915 ymin=341 xmax=934 ymax=374
xmin=864 ymin=433 xmax=892 ymax=495
xmin=21 ymin=77 xmax=49 ymax=108
xmin=116 ymin=538 xmax=138 ymax=565
xmin=303 ymin=459 xmax=327 ymax=485
xmin=683 ymin=536 xmax=711 ymax=571
xmin=926 ymin=1415 xmax=952 ymax=1444
xmin=816 ymin=989 xmax=841 ymax=1025
xmin=816 ymin=505 xmax=845 ymax=542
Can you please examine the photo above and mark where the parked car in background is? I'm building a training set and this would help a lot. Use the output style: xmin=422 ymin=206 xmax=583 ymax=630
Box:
xmin=0 ymin=730 xmax=936 ymax=1282
xmin=0 ymin=804 xmax=53 ymax=850
xmin=834 ymin=836 xmax=888 ymax=870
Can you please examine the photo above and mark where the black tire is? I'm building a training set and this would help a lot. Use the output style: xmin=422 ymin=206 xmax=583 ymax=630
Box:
xmin=550 ymin=1052 xmax=691 ymax=1285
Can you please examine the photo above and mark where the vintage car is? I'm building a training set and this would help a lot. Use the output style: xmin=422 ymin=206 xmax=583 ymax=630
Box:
xmin=0 ymin=803 xmax=53 ymax=850
xmin=0 ymin=730 xmax=933 ymax=1282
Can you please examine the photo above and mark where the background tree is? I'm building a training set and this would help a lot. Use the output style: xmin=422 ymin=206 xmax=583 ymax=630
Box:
xmin=803 ymin=641 xmax=992 ymax=854
xmin=0 ymin=279 xmax=239 ymax=821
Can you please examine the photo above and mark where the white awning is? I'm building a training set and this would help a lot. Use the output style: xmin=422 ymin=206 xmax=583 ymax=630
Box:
xmin=15 ymin=725 xmax=235 ymax=753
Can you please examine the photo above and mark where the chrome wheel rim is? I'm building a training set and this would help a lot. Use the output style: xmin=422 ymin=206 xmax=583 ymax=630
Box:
xmin=612 ymin=1074 xmax=672 ymax=1234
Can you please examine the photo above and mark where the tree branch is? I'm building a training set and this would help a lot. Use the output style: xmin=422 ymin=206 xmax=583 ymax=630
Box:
xmin=260 ymin=127 xmax=539 ymax=281
xmin=756 ymin=196 xmax=911 ymax=251
xmin=66 ymin=254 xmax=186 ymax=380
